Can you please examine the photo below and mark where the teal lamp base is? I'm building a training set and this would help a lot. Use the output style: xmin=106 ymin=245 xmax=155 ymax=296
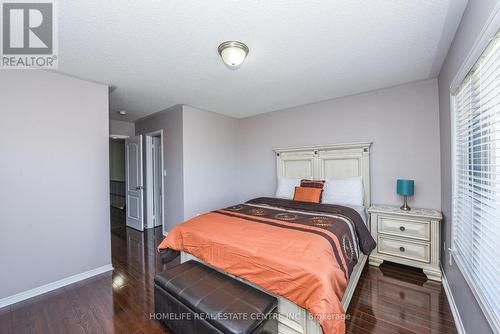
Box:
xmin=400 ymin=195 xmax=411 ymax=211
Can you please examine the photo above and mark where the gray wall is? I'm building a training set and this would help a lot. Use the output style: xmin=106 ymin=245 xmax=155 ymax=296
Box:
xmin=0 ymin=71 xmax=111 ymax=299
xmin=110 ymin=119 xmax=135 ymax=137
xmin=238 ymin=79 xmax=441 ymax=209
xmin=135 ymin=105 xmax=240 ymax=232
xmin=182 ymin=105 xmax=240 ymax=220
xmin=135 ymin=105 xmax=184 ymax=233
xmin=438 ymin=1 xmax=497 ymax=333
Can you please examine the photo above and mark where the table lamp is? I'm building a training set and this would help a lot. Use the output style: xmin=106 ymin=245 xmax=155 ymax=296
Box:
xmin=397 ymin=179 xmax=414 ymax=211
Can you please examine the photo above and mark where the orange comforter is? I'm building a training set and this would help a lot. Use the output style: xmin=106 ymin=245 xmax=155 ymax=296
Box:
xmin=158 ymin=198 xmax=376 ymax=333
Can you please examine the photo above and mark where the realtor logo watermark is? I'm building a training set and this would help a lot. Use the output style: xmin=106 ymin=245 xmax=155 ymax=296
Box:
xmin=1 ymin=0 xmax=58 ymax=69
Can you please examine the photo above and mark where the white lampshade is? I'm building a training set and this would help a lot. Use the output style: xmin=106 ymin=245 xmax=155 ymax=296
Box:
xmin=218 ymin=41 xmax=249 ymax=69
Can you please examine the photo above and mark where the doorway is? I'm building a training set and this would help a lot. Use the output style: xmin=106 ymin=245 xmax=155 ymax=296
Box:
xmin=109 ymin=137 xmax=127 ymax=234
xmin=119 ymin=132 xmax=164 ymax=232
xmin=145 ymin=131 xmax=164 ymax=230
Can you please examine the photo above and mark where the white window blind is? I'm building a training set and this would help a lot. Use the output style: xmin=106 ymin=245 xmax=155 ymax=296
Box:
xmin=452 ymin=31 xmax=500 ymax=333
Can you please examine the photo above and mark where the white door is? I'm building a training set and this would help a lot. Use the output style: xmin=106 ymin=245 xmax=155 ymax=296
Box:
xmin=125 ymin=135 xmax=144 ymax=231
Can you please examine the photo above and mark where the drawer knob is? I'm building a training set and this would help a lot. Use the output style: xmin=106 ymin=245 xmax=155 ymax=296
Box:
xmin=399 ymin=246 xmax=405 ymax=252
xmin=400 ymin=226 xmax=406 ymax=232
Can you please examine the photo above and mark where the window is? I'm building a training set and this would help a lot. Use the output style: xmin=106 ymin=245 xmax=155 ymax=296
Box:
xmin=452 ymin=31 xmax=500 ymax=332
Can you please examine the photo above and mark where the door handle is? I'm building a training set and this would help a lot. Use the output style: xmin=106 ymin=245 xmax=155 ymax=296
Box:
xmin=136 ymin=186 xmax=143 ymax=190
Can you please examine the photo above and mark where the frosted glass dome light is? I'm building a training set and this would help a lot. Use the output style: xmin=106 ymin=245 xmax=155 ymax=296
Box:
xmin=218 ymin=41 xmax=249 ymax=69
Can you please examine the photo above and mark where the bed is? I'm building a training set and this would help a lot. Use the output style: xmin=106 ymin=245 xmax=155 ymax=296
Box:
xmin=160 ymin=142 xmax=373 ymax=334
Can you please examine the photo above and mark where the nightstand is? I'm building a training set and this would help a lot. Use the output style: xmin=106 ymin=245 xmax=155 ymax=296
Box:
xmin=368 ymin=205 xmax=442 ymax=281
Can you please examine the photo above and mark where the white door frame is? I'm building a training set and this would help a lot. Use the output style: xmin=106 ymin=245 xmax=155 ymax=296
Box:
xmin=145 ymin=130 xmax=165 ymax=229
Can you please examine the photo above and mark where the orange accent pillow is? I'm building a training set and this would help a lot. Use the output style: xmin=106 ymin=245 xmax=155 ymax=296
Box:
xmin=293 ymin=187 xmax=323 ymax=203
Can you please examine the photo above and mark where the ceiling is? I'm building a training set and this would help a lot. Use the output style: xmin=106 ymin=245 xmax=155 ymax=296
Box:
xmin=57 ymin=0 xmax=467 ymax=121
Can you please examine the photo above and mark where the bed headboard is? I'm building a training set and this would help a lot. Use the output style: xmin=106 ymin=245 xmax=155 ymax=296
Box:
xmin=274 ymin=142 xmax=372 ymax=207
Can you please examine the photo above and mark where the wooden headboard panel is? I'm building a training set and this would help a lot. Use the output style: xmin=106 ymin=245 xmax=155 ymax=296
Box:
xmin=274 ymin=142 xmax=372 ymax=207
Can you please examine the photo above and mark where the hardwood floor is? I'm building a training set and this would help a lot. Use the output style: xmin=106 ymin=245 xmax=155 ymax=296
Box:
xmin=0 ymin=212 xmax=458 ymax=334
xmin=345 ymin=263 xmax=457 ymax=334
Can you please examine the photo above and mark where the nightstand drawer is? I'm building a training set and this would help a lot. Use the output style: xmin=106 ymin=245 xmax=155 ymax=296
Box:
xmin=378 ymin=215 xmax=430 ymax=241
xmin=378 ymin=235 xmax=430 ymax=263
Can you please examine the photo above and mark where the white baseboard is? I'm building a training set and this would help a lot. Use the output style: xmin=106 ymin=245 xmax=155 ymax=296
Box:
xmin=0 ymin=264 xmax=114 ymax=309
xmin=441 ymin=267 xmax=466 ymax=334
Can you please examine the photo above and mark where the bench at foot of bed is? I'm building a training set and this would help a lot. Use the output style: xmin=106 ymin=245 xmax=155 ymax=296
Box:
xmin=154 ymin=260 xmax=278 ymax=334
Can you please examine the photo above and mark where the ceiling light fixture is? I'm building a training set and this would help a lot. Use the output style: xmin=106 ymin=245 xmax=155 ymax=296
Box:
xmin=218 ymin=41 xmax=249 ymax=70
xmin=118 ymin=110 xmax=127 ymax=115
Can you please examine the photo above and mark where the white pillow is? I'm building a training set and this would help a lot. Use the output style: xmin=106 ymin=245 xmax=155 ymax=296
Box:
xmin=322 ymin=176 xmax=364 ymax=206
xmin=275 ymin=177 xmax=301 ymax=199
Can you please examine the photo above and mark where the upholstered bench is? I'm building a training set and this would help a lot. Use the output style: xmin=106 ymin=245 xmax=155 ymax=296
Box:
xmin=154 ymin=260 xmax=278 ymax=334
